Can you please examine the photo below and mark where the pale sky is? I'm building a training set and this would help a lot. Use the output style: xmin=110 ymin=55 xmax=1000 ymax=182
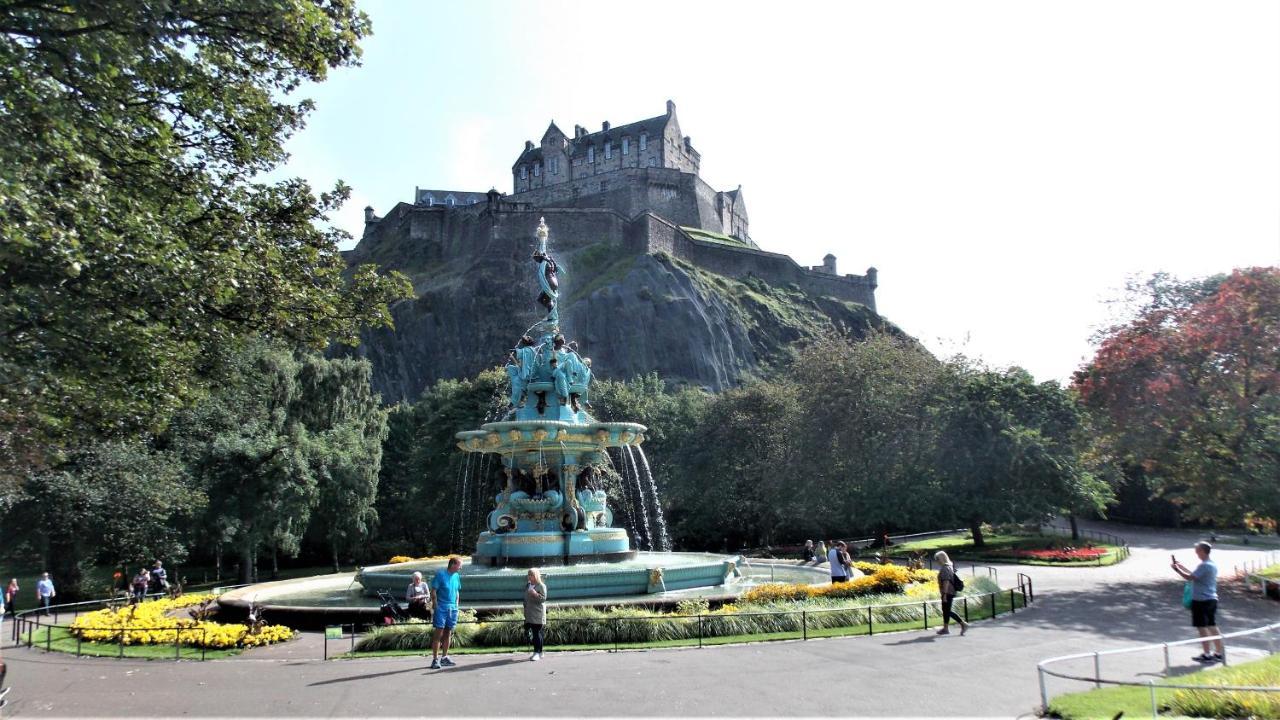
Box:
xmin=281 ymin=0 xmax=1280 ymax=383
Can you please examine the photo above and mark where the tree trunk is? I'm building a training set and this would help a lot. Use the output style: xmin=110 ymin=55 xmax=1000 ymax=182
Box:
xmin=270 ymin=546 xmax=279 ymax=580
xmin=331 ymin=540 xmax=341 ymax=574
xmin=1068 ymin=515 xmax=1080 ymax=541
xmin=970 ymin=520 xmax=986 ymax=548
xmin=239 ymin=541 xmax=254 ymax=584
xmin=47 ymin=535 xmax=87 ymax=601
xmin=215 ymin=543 xmax=222 ymax=582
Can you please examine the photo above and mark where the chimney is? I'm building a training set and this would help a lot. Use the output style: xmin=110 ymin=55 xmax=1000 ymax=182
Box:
xmin=575 ymin=124 xmax=586 ymax=139
xmin=602 ymin=121 xmax=610 ymax=132
xmin=364 ymin=206 xmax=376 ymax=223
xmin=524 ymin=140 xmax=534 ymax=152
xmin=666 ymin=99 xmax=676 ymax=115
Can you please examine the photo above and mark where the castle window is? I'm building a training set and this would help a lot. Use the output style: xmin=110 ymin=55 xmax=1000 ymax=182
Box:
xmin=534 ymin=163 xmax=540 ymax=177
xmin=639 ymin=132 xmax=647 ymax=151
xmin=425 ymin=194 xmax=434 ymax=205
xmin=648 ymin=157 xmax=657 ymax=167
xmin=446 ymin=195 xmax=455 ymax=206
xmin=551 ymin=157 xmax=560 ymax=175
xmin=604 ymin=141 xmax=612 ymax=160
xmin=622 ymin=137 xmax=630 ymax=155
xmin=588 ymin=146 xmax=595 ymax=163
xmin=519 ymin=166 xmax=527 ymax=180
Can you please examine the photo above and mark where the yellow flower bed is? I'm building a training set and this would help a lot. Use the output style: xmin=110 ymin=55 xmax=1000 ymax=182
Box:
xmin=742 ymin=564 xmax=940 ymax=603
xmin=69 ymin=594 xmax=294 ymax=649
xmin=388 ymin=554 xmax=455 ymax=564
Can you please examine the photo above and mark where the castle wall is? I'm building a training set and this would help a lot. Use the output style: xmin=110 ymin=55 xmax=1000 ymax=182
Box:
xmin=357 ymin=199 xmax=874 ymax=312
xmin=637 ymin=214 xmax=877 ymax=310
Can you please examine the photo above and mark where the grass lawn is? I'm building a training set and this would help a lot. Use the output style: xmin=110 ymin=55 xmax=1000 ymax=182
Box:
xmin=1048 ymin=653 xmax=1280 ymax=719
xmin=1257 ymin=563 xmax=1280 ymax=580
xmin=335 ymin=589 xmax=1028 ymax=658
xmin=884 ymin=532 xmax=1126 ymax=567
xmin=20 ymin=625 xmax=241 ymax=660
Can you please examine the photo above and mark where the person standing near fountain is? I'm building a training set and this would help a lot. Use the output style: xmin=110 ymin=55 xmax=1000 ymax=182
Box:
xmin=430 ymin=558 xmax=463 ymax=669
xmin=524 ymin=569 xmax=547 ymax=661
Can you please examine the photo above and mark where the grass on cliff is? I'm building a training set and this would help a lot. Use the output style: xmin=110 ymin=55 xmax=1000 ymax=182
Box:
xmin=680 ymin=226 xmax=751 ymax=248
xmin=563 ymin=243 xmax=638 ymax=304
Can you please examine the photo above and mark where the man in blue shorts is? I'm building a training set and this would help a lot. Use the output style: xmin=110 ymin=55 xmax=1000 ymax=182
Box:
xmin=1172 ymin=541 xmax=1224 ymax=663
xmin=430 ymin=557 xmax=462 ymax=669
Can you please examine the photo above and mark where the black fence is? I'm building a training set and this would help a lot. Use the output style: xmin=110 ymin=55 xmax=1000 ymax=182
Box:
xmin=330 ymin=572 xmax=1035 ymax=659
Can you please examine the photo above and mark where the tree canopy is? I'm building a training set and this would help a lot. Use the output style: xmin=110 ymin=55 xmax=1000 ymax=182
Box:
xmin=1075 ymin=267 xmax=1280 ymax=525
xmin=0 ymin=0 xmax=411 ymax=474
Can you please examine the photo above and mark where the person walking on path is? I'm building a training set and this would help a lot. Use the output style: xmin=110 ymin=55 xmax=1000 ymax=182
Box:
xmin=151 ymin=561 xmax=169 ymax=594
xmin=406 ymin=571 xmax=431 ymax=621
xmin=35 ymin=573 xmax=55 ymax=614
xmin=524 ymin=568 xmax=548 ymax=661
xmin=430 ymin=558 xmax=462 ymax=670
xmin=935 ymin=551 xmax=969 ymax=636
xmin=1172 ymin=541 xmax=1224 ymax=663
xmin=828 ymin=542 xmax=849 ymax=584
xmin=4 ymin=579 xmax=18 ymax=617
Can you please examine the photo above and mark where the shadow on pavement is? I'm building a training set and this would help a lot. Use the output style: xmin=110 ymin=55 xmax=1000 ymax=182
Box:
xmin=308 ymin=664 xmax=428 ymax=686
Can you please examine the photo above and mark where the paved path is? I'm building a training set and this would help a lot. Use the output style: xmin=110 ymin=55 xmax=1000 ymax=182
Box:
xmin=4 ymin=523 xmax=1279 ymax=718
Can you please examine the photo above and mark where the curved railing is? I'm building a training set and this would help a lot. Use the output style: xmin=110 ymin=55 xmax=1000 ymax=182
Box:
xmin=1036 ymin=622 xmax=1280 ymax=716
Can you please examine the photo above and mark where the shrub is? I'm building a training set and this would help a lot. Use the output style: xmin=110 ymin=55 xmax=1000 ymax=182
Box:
xmin=354 ymin=614 xmax=478 ymax=652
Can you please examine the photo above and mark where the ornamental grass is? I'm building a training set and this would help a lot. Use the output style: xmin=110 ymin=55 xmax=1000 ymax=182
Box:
xmin=352 ymin=574 xmax=1003 ymax=652
xmin=69 ymin=594 xmax=294 ymax=649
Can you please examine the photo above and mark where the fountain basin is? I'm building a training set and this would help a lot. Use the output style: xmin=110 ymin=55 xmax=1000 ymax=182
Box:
xmin=357 ymin=552 xmax=743 ymax=601
xmin=216 ymin=554 xmax=830 ymax=629
xmin=455 ymin=420 xmax=646 ymax=454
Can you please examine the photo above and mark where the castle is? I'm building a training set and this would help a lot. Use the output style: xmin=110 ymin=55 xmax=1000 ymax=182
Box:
xmin=356 ymin=101 xmax=877 ymax=311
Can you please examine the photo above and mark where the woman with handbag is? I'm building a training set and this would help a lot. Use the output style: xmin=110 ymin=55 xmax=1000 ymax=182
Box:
xmin=934 ymin=551 xmax=969 ymax=635
xmin=524 ymin=568 xmax=548 ymax=661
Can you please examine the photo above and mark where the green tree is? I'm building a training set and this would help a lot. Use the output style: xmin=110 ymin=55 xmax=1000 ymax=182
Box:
xmin=936 ymin=366 xmax=1110 ymax=546
xmin=295 ymin=356 xmax=389 ymax=572
xmin=789 ymin=333 xmax=951 ymax=538
xmin=13 ymin=440 xmax=204 ymax=598
xmin=173 ymin=343 xmax=316 ymax=583
xmin=672 ymin=381 xmax=799 ymax=549
xmin=0 ymin=0 xmax=411 ymax=474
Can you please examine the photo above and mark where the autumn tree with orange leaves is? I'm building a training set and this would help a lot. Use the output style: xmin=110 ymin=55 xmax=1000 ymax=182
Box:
xmin=1074 ymin=268 xmax=1280 ymax=526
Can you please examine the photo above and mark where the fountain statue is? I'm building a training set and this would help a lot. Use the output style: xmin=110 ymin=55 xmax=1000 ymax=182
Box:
xmin=458 ymin=217 xmax=647 ymax=567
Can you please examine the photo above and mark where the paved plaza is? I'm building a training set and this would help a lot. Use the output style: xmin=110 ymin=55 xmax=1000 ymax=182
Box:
xmin=5 ymin=523 xmax=1278 ymax=718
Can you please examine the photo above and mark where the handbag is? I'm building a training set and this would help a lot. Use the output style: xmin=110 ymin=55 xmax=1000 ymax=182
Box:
xmin=1181 ymin=582 xmax=1193 ymax=608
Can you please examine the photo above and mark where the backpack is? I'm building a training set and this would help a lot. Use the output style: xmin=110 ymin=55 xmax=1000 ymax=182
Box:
xmin=951 ymin=571 xmax=965 ymax=592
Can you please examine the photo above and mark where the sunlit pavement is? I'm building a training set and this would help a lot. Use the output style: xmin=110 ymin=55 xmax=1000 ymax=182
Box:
xmin=5 ymin=522 xmax=1278 ymax=718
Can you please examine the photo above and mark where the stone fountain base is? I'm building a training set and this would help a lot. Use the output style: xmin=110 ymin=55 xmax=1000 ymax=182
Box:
xmin=470 ymin=528 xmax=636 ymax=568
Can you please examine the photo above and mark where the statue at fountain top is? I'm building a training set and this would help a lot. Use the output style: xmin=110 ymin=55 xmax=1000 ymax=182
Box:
xmin=531 ymin=217 xmax=562 ymax=328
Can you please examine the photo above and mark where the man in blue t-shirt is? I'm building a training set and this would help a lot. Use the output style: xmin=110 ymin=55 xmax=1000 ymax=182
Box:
xmin=1172 ymin=541 xmax=1224 ymax=663
xmin=430 ymin=558 xmax=463 ymax=669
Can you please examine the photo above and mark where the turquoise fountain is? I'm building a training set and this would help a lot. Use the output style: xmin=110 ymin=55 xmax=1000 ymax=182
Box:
xmin=354 ymin=218 xmax=744 ymax=601
xmin=218 ymin=219 xmax=827 ymax=617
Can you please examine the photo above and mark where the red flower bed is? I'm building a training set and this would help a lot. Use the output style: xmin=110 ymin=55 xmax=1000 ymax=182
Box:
xmin=1006 ymin=547 xmax=1108 ymax=562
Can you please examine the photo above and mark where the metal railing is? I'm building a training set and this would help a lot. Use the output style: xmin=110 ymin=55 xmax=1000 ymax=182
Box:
xmin=1036 ymin=622 xmax=1280 ymax=718
xmin=334 ymin=572 xmax=1035 ymax=659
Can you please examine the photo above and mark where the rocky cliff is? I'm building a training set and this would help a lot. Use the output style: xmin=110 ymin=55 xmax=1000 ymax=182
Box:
xmin=347 ymin=214 xmax=892 ymax=402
